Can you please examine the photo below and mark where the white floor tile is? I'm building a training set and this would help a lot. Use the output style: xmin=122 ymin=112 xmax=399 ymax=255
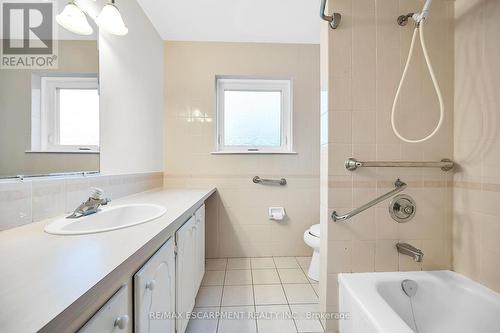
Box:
xmin=218 ymin=306 xmax=257 ymax=333
xmin=222 ymin=285 xmax=254 ymax=306
xmin=224 ymin=270 xmax=252 ymax=285
xmin=273 ymin=257 xmax=300 ymax=269
xmin=202 ymin=270 xmax=225 ymax=286
xmin=252 ymin=269 xmax=281 ymax=284
xmin=283 ymin=284 xmax=319 ymax=304
xmin=187 ymin=307 xmax=219 ymax=333
xmin=278 ymin=268 xmax=309 ymax=284
xmin=206 ymin=258 xmax=227 ymax=271
xmin=189 ymin=257 xmax=322 ymax=332
xmin=251 ymin=257 xmax=275 ymax=269
xmin=295 ymin=257 xmax=312 ymax=269
xmin=306 ymin=273 xmax=318 ymax=284
xmin=311 ymin=283 xmax=320 ymax=296
xmin=290 ymin=304 xmax=324 ymax=332
xmin=256 ymin=305 xmax=297 ymax=333
xmin=227 ymin=258 xmax=251 ymax=270
xmin=254 ymin=284 xmax=287 ymax=305
xmin=196 ymin=286 xmax=223 ymax=307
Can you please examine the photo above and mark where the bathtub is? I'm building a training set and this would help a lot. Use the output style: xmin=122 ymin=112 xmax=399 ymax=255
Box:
xmin=339 ymin=270 xmax=500 ymax=333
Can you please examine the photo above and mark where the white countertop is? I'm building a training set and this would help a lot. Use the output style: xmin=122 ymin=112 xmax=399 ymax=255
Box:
xmin=0 ymin=187 xmax=216 ymax=333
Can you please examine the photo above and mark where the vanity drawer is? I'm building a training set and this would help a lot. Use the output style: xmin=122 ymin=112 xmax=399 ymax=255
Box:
xmin=78 ymin=285 xmax=130 ymax=333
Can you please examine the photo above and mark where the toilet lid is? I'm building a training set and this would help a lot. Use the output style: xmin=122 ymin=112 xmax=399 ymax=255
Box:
xmin=309 ymin=224 xmax=320 ymax=237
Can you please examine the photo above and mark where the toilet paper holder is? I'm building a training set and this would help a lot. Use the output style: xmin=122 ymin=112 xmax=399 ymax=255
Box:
xmin=269 ymin=207 xmax=286 ymax=221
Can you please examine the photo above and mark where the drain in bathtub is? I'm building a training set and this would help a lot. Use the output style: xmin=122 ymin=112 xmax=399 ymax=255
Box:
xmin=402 ymin=279 xmax=420 ymax=333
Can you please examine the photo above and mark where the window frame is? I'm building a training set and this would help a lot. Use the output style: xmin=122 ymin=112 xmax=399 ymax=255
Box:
xmin=215 ymin=77 xmax=294 ymax=154
xmin=39 ymin=76 xmax=100 ymax=153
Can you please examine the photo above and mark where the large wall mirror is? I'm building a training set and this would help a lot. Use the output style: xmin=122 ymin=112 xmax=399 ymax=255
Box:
xmin=0 ymin=1 xmax=100 ymax=178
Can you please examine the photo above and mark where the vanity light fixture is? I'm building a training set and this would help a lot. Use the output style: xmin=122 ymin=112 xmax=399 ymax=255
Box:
xmin=95 ymin=0 xmax=129 ymax=36
xmin=56 ymin=1 xmax=93 ymax=36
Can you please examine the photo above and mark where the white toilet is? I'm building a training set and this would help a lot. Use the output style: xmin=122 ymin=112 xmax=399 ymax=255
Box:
xmin=303 ymin=224 xmax=320 ymax=281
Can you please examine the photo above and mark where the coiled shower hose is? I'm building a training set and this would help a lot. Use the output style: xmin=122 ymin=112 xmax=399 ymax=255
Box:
xmin=391 ymin=20 xmax=444 ymax=143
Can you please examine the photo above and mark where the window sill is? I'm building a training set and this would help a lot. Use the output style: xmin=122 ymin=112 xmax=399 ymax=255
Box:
xmin=25 ymin=150 xmax=100 ymax=155
xmin=211 ymin=151 xmax=297 ymax=155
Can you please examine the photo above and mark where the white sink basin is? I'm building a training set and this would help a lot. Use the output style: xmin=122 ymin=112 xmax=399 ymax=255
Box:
xmin=44 ymin=204 xmax=167 ymax=235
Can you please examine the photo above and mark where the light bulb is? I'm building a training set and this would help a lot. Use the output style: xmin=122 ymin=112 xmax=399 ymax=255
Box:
xmin=96 ymin=2 xmax=128 ymax=36
xmin=56 ymin=2 xmax=93 ymax=36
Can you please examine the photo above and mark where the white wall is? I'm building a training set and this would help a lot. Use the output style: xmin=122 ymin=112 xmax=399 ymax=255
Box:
xmin=94 ymin=0 xmax=164 ymax=174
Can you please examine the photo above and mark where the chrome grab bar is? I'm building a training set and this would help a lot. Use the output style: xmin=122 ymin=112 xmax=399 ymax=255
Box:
xmin=253 ymin=176 xmax=287 ymax=186
xmin=345 ymin=158 xmax=454 ymax=172
xmin=320 ymin=0 xmax=341 ymax=29
xmin=332 ymin=179 xmax=407 ymax=222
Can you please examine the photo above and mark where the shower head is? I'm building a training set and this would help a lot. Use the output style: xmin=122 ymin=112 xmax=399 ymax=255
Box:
xmin=397 ymin=0 xmax=433 ymax=26
xmin=413 ymin=0 xmax=433 ymax=23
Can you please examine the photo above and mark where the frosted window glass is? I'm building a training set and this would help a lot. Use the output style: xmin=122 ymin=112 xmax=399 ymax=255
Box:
xmin=224 ymin=91 xmax=281 ymax=146
xmin=58 ymin=89 xmax=99 ymax=146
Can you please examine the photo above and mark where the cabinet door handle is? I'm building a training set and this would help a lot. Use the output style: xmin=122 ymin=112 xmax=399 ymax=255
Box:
xmin=114 ymin=315 xmax=129 ymax=330
xmin=146 ymin=280 xmax=156 ymax=291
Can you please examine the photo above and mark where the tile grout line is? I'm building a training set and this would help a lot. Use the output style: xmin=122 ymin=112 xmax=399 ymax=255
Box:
xmin=249 ymin=260 xmax=259 ymax=333
xmin=297 ymin=257 xmax=324 ymax=333
xmin=298 ymin=257 xmax=324 ymax=332
xmin=273 ymin=257 xmax=299 ymax=333
xmin=201 ymin=257 xmax=316 ymax=333
xmin=215 ymin=259 xmax=228 ymax=333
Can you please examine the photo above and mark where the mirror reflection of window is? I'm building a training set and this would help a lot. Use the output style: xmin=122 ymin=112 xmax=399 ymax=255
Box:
xmin=32 ymin=75 xmax=100 ymax=153
xmin=58 ymin=88 xmax=100 ymax=148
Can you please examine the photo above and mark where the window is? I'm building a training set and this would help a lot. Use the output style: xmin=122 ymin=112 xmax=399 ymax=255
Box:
xmin=35 ymin=76 xmax=99 ymax=153
xmin=215 ymin=78 xmax=293 ymax=154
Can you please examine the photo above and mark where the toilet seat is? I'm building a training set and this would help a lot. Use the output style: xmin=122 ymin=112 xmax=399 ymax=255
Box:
xmin=309 ymin=224 xmax=320 ymax=238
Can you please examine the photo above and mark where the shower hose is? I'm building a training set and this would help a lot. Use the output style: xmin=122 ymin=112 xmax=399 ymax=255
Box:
xmin=391 ymin=20 xmax=444 ymax=143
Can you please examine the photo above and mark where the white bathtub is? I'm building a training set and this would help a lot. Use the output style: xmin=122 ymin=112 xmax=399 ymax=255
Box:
xmin=339 ymin=270 xmax=500 ymax=333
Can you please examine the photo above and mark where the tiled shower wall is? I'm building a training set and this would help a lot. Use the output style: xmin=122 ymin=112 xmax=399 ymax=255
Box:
xmin=453 ymin=0 xmax=500 ymax=292
xmin=320 ymin=0 xmax=454 ymax=331
xmin=0 ymin=172 xmax=163 ymax=231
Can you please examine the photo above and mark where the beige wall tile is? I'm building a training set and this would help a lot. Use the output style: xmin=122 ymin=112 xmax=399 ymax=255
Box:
xmin=453 ymin=0 xmax=500 ymax=293
xmin=0 ymin=181 xmax=32 ymax=231
xmin=352 ymin=112 xmax=376 ymax=144
xmin=375 ymin=240 xmax=399 ymax=272
xmin=480 ymin=250 xmax=500 ymax=292
xmin=328 ymin=241 xmax=351 ymax=273
xmin=351 ymin=240 xmax=376 ymax=272
xmin=164 ymin=42 xmax=320 ymax=258
xmin=31 ymin=179 xmax=65 ymax=222
xmin=329 ymin=111 xmax=352 ymax=144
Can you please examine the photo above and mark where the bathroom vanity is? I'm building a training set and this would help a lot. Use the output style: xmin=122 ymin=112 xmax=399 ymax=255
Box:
xmin=0 ymin=188 xmax=215 ymax=333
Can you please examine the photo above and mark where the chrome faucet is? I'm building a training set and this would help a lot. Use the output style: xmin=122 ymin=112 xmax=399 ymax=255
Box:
xmin=396 ymin=242 xmax=424 ymax=262
xmin=67 ymin=188 xmax=111 ymax=219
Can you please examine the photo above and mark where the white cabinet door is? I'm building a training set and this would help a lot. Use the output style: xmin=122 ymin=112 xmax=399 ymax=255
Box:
xmin=194 ymin=205 xmax=205 ymax=289
xmin=134 ymin=238 xmax=176 ymax=333
xmin=176 ymin=206 xmax=206 ymax=333
xmin=79 ymin=285 xmax=130 ymax=333
xmin=176 ymin=216 xmax=197 ymax=333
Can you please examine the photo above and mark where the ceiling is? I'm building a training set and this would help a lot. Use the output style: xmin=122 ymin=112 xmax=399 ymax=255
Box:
xmin=136 ymin=0 xmax=320 ymax=44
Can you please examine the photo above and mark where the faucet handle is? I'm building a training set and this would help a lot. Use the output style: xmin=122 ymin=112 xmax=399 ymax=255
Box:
xmin=90 ymin=187 xmax=104 ymax=199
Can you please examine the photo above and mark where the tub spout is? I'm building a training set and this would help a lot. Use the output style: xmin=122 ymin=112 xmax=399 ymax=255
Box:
xmin=396 ymin=242 xmax=424 ymax=262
